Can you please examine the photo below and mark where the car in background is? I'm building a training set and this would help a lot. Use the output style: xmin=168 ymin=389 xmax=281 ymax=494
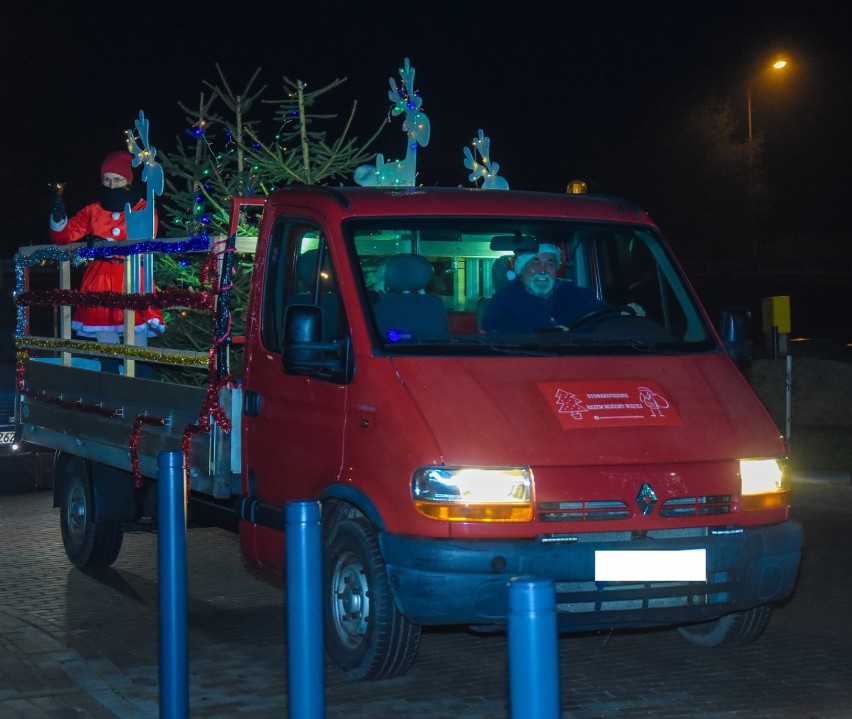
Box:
xmin=1 ymin=259 xmax=28 ymax=456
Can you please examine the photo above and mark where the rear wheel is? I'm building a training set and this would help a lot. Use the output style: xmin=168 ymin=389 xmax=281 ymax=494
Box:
xmin=59 ymin=456 xmax=124 ymax=568
xmin=678 ymin=605 xmax=771 ymax=647
xmin=323 ymin=514 xmax=421 ymax=679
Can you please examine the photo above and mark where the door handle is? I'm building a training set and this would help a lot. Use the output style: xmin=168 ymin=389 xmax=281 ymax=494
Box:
xmin=243 ymin=389 xmax=262 ymax=417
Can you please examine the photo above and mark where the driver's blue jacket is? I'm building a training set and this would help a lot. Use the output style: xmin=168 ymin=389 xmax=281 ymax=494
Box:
xmin=481 ymin=279 xmax=603 ymax=332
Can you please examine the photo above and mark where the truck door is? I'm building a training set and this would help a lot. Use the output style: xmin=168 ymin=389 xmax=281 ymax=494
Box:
xmin=243 ymin=219 xmax=348 ymax=506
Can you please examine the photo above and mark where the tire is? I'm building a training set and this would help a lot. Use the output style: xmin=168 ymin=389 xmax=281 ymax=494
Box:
xmin=678 ymin=605 xmax=772 ymax=647
xmin=323 ymin=515 xmax=421 ymax=679
xmin=59 ymin=457 xmax=124 ymax=568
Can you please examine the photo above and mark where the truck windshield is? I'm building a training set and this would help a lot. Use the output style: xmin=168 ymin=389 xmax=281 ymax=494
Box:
xmin=349 ymin=219 xmax=716 ymax=355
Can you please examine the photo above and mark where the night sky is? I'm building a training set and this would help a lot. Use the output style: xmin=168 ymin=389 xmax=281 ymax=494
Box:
xmin=3 ymin=1 xmax=850 ymax=261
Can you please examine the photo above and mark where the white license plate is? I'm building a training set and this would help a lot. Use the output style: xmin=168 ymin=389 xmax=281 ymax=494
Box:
xmin=0 ymin=431 xmax=14 ymax=445
xmin=595 ymin=549 xmax=707 ymax=582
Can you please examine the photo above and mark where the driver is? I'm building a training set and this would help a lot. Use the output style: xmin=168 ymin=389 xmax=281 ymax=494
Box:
xmin=480 ymin=244 xmax=603 ymax=332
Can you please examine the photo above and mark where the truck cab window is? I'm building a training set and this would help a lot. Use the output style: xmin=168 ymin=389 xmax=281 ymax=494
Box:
xmin=348 ymin=219 xmax=712 ymax=353
xmin=261 ymin=220 xmax=343 ymax=352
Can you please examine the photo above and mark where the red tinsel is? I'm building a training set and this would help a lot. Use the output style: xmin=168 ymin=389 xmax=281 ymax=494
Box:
xmin=130 ymin=413 xmax=168 ymax=487
xmin=21 ymin=385 xmax=123 ymax=418
xmin=15 ymin=288 xmax=214 ymax=311
xmin=200 ymin=238 xmax=234 ymax=290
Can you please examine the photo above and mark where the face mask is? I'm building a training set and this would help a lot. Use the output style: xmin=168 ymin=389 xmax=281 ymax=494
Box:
xmin=97 ymin=184 xmax=140 ymax=213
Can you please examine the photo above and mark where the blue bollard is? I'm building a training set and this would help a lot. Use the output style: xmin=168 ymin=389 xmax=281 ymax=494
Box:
xmin=285 ymin=500 xmax=325 ymax=719
xmin=157 ymin=450 xmax=189 ymax=719
xmin=508 ymin=576 xmax=560 ymax=719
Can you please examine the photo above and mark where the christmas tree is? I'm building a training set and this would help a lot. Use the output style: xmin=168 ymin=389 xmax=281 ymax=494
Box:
xmin=151 ymin=65 xmax=384 ymax=383
xmin=160 ymin=63 xmax=384 ymax=238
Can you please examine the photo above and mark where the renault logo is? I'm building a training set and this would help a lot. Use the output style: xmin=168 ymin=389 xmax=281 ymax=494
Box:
xmin=636 ymin=483 xmax=658 ymax=516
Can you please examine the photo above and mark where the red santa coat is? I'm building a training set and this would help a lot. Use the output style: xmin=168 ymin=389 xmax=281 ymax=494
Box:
xmin=50 ymin=199 xmax=165 ymax=337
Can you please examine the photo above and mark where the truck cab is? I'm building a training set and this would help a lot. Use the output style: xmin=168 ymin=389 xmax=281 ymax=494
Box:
xmin=236 ymin=186 xmax=802 ymax=679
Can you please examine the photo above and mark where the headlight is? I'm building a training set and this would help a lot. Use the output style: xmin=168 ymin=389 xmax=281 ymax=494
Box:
xmin=739 ymin=458 xmax=788 ymax=511
xmin=740 ymin=458 xmax=784 ymax=494
xmin=412 ymin=467 xmax=533 ymax=522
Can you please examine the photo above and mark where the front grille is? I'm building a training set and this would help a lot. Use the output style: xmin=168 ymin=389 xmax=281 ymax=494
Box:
xmin=538 ymin=495 xmax=733 ymax=522
xmin=539 ymin=500 xmax=630 ymax=522
xmin=555 ymin=571 xmax=733 ymax=614
xmin=659 ymin=495 xmax=732 ymax=518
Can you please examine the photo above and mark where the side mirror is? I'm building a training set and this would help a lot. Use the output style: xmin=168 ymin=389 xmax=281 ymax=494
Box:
xmin=282 ymin=304 xmax=323 ymax=373
xmin=719 ymin=306 xmax=752 ymax=369
xmin=281 ymin=304 xmax=350 ymax=381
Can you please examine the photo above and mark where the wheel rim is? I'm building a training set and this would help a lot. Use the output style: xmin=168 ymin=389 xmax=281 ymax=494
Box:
xmin=65 ymin=482 xmax=88 ymax=545
xmin=330 ymin=550 xmax=370 ymax=648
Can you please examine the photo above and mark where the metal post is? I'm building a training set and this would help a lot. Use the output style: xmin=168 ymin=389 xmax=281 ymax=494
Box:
xmin=508 ymin=577 xmax=560 ymax=719
xmin=123 ymin=255 xmax=138 ymax=377
xmin=285 ymin=501 xmax=325 ymax=719
xmin=158 ymin=450 xmax=188 ymax=719
xmin=785 ymin=354 xmax=793 ymax=448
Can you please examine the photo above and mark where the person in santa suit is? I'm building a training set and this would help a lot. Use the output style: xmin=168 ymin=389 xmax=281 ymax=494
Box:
xmin=49 ymin=150 xmax=165 ymax=344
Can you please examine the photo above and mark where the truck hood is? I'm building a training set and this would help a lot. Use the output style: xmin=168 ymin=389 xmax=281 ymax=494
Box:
xmin=390 ymin=353 xmax=785 ymax=467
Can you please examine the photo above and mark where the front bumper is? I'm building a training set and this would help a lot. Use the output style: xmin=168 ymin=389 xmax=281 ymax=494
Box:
xmin=380 ymin=521 xmax=803 ymax=630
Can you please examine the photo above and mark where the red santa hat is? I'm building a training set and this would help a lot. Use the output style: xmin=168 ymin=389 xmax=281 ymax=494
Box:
xmin=100 ymin=151 xmax=134 ymax=183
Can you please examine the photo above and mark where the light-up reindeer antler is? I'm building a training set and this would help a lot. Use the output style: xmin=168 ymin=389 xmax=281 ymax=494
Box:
xmin=463 ymin=129 xmax=509 ymax=190
xmin=124 ymin=110 xmax=164 ymax=240
xmin=354 ymin=58 xmax=430 ymax=187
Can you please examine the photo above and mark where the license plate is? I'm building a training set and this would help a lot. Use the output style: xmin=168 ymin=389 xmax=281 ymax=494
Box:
xmin=595 ymin=549 xmax=707 ymax=582
xmin=0 ymin=431 xmax=14 ymax=445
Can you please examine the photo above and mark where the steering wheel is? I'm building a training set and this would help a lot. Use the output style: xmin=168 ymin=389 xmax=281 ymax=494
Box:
xmin=564 ymin=304 xmax=637 ymax=332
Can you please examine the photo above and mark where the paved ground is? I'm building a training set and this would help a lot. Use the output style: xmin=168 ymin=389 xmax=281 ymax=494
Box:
xmin=1 ymin=450 xmax=851 ymax=718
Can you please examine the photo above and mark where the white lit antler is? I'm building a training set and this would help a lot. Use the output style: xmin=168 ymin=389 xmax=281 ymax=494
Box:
xmin=463 ymin=129 xmax=509 ymax=190
xmin=355 ymin=58 xmax=430 ymax=187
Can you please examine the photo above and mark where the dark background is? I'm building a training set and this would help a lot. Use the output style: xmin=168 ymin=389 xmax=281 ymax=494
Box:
xmin=2 ymin=0 xmax=850 ymax=341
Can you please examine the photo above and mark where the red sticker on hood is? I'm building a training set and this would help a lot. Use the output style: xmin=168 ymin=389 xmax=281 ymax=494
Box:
xmin=538 ymin=380 xmax=681 ymax=428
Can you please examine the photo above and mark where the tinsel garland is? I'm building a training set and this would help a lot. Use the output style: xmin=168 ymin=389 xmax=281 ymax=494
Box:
xmin=13 ymin=236 xmax=210 ymax=274
xmin=205 ymin=237 xmax=235 ymax=291
xmin=16 ymin=337 xmax=209 ymax=367
xmin=15 ymin=287 xmax=215 ymax=311
xmin=130 ymin=414 xmax=168 ymax=488
xmin=23 ymin=386 xmax=123 ymax=418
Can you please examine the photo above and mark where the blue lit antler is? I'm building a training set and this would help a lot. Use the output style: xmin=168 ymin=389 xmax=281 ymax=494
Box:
xmin=124 ymin=110 xmax=164 ymax=240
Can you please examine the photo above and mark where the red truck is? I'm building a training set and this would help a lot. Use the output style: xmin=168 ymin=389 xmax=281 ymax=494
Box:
xmin=17 ymin=185 xmax=802 ymax=680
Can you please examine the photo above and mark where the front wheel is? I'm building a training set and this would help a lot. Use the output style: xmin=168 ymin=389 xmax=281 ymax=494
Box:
xmin=323 ymin=515 xmax=421 ymax=679
xmin=59 ymin=456 xmax=124 ymax=568
xmin=678 ymin=605 xmax=771 ymax=647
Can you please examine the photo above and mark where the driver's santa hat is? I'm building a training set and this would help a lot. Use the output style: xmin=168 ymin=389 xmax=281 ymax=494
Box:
xmin=100 ymin=151 xmax=134 ymax=183
xmin=508 ymin=243 xmax=562 ymax=280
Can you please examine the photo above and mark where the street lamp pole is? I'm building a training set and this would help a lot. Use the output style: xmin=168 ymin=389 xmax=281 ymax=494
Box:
xmin=747 ymin=82 xmax=754 ymax=147
xmin=747 ymin=59 xmax=787 ymax=161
